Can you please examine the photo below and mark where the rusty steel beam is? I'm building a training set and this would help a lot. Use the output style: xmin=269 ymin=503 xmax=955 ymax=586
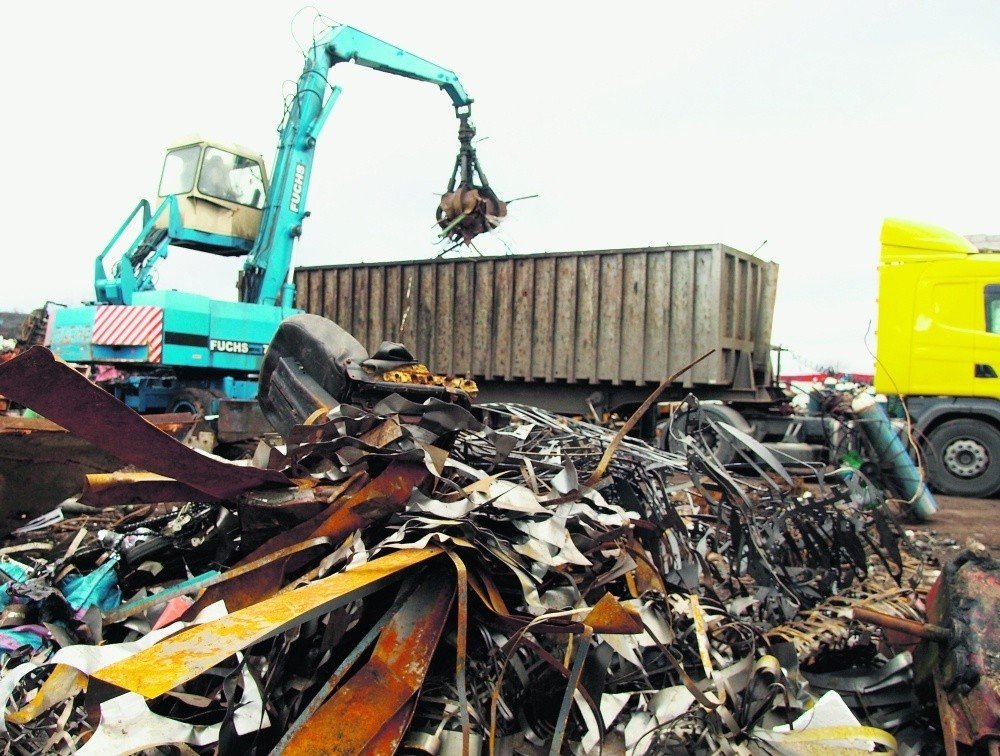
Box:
xmin=0 ymin=347 xmax=289 ymax=500
xmin=277 ymin=564 xmax=455 ymax=754
xmin=92 ymin=547 xmax=443 ymax=699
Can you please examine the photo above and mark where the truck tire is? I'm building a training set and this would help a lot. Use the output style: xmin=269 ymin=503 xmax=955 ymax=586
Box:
xmin=169 ymin=388 xmax=221 ymax=417
xmin=924 ymin=418 xmax=1000 ymax=497
xmin=659 ymin=404 xmax=752 ymax=464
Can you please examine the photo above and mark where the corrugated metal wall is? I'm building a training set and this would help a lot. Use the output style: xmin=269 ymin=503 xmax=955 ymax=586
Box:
xmin=294 ymin=245 xmax=776 ymax=388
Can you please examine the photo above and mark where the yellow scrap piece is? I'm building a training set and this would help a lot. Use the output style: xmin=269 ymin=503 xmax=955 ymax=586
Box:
xmin=5 ymin=664 xmax=87 ymax=725
xmin=759 ymin=725 xmax=898 ymax=754
xmin=92 ymin=547 xmax=443 ymax=699
xmin=84 ymin=470 xmax=174 ymax=492
xmin=379 ymin=363 xmax=478 ymax=397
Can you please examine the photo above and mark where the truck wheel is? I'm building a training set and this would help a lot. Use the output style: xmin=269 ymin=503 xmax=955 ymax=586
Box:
xmin=169 ymin=388 xmax=220 ymax=417
xmin=924 ymin=419 xmax=1000 ymax=497
xmin=659 ymin=404 xmax=752 ymax=464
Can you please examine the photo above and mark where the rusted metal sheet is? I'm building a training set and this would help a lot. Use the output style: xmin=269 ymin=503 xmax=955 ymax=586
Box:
xmin=277 ymin=565 xmax=454 ymax=754
xmin=190 ymin=461 xmax=428 ymax=613
xmin=295 ymin=244 xmax=777 ymax=393
xmin=0 ymin=347 xmax=289 ymax=500
xmin=91 ymin=547 xmax=443 ymax=699
xmin=0 ymin=411 xmax=200 ymax=530
xmin=216 ymin=398 xmax=272 ymax=443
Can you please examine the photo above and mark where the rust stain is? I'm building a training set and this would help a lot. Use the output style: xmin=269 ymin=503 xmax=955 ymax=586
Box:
xmin=583 ymin=592 xmax=644 ymax=634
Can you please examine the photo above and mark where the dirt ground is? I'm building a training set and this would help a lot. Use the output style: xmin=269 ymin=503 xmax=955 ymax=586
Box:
xmin=905 ymin=492 xmax=1000 ymax=559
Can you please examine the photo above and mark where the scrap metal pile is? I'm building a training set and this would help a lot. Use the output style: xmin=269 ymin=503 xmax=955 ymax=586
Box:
xmin=0 ymin=345 xmax=946 ymax=754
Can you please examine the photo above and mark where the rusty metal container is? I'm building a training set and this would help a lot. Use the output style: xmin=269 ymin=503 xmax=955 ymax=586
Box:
xmin=294 ymin=245 xmax=779 ymax=412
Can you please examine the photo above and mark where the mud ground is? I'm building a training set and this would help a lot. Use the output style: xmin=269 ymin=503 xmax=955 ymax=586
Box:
xmin=906 ymin=493 xmax=1000 ymax=559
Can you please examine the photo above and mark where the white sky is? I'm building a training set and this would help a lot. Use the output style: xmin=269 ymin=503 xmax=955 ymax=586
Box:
xmin=1 ymin=2 xmax=998 ymax=373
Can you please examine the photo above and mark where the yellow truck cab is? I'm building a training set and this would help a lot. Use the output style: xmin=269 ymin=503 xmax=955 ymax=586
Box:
xmin=875 ymin=218 xmax=1000 ymax=496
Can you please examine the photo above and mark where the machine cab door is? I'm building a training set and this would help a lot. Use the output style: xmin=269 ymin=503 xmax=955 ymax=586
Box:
xmin=975 ymin=283 xmax=1000 ymax=397
xmin=155 ymin=138 xmax=269 ymax=255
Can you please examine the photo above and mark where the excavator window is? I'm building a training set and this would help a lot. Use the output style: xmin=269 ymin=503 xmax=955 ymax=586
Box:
xmin=197 ymin=147 xmax=266 ymax=209
xmin=158 ymin=145 xmax=201 ymax=196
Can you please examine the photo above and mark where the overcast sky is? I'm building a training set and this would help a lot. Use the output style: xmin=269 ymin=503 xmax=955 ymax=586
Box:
xmin=2 ymin=2 xmax=998 ymax=372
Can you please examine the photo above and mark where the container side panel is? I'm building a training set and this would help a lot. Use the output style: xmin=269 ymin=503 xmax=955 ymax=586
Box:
xmin=322 ymin=270 xmax=338 ymax=322
xmin=452 ymin=262 xmax=474 ymax=377
xmin=752 ymin=262 xmax=779 ymax=371
xmin=385 ymin=266 xmax=402 ymax=345
xmin=643 ymin=252 xmax=670 ymax=381
xmin=575 ymin=256 xmax=599 ymax=382
xmin=511 ymin=259 xmax=536 ymax=379
xmin=722 ymin=253 xmax=735 ymax=339
xmin=493 ymin=259 xmax=515 ymax=379
xmin=736 ymin=255 xmax=747 ymax=340
xmin=531 ymin=257 xmax=556 ymax=381
xmin=747 ymin=263 xmax=760 ymax=343
xmin=401 ymin=265 xmax=422 ymax=348
xmin=337 ymin=268 xmax=353 ymax=334
xmin=368 ymin=266 xmax=385 ymax=347
xmin=553 ymin=256 xmax=578 ymax=380
xmin=417 ymin=265 xmax=436 ymax=368
xmin=472 ymin=260 xmax=495 ymax=378
xmin=299 ymin=271 xmax=313 ymax=311
xmin=353 ymin=267 xmax=370 ymax=350
xmin=597 ymin=254 xmax=624 ymax=382
xmin=668 ymin=250 xmax=695 ymax=385
xmin=621 ymin=252 xmax=648 ymax=382
xmin=433 ymin=263 xmax=455 ymax=374
xmin=692 ymin=248 xmax=720 ymax=384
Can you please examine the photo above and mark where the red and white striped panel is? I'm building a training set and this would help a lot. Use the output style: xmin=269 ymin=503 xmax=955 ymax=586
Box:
xmin=93 ymin=306 xmax=164 ymax=363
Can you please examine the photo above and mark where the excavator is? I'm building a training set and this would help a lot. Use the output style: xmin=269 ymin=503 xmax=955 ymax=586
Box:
xmin=46 ymin=23 xmax=504 ymax=430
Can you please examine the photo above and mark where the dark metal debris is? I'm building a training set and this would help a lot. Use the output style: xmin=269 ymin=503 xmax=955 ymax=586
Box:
xmin=0 ymin=343 xmax=954 ymax=754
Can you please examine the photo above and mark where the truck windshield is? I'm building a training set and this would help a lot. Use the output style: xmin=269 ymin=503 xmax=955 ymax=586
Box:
xmin=158 ymin=145 xmax=201 ymax=196
xmin=986 ymin=284 xmax=1000 ymax=333
xmin=197 ymin=147 xmax=266 ymax=209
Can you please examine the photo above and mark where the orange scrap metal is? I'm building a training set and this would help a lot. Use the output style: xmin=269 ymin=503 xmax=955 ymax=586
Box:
xmin=92 ymin=547 xmax=443 ymax=699
xmin=186 ymin=460 xmax=429 ymax=615
xmin=277 ymin=564 xmax=455 ymax=755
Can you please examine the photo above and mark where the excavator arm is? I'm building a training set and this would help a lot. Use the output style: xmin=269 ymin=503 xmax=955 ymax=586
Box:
xmin=238 ymin=24 xmax=486 ymax=307
xmin=322 ymin=26 xmax=472 ymax=112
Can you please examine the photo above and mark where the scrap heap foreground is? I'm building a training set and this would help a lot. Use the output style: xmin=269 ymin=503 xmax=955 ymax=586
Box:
xmin=0 ymin=329 xmax=994 ymax=755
